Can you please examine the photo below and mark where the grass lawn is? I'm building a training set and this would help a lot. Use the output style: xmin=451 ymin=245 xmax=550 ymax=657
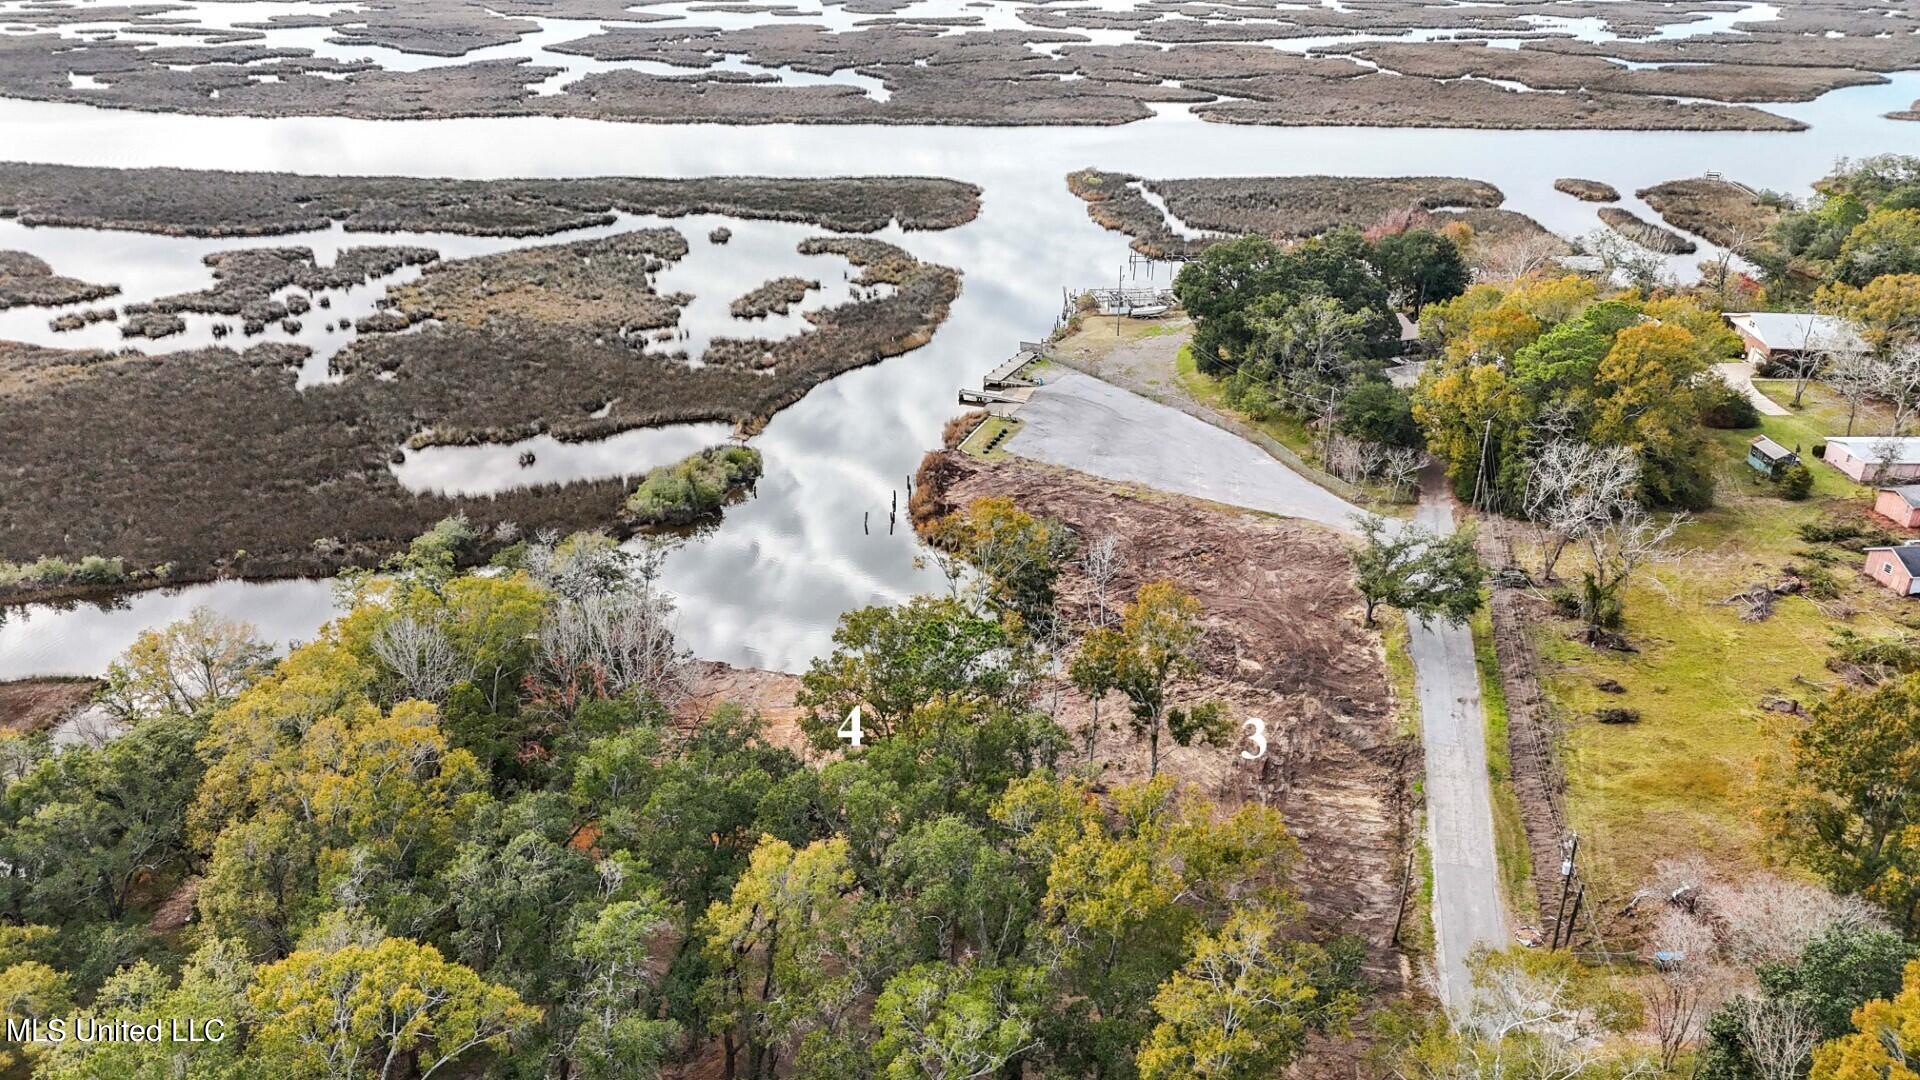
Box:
xmin=958 ymin=415 xmax=1023 ymax=461
xmin=1532 ymin=398 xmax=1913 ymax=896
xmin=1173 ymin=345 xmax=1318 ymax=457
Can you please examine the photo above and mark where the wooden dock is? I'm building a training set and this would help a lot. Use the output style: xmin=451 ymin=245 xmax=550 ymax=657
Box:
xmin=983 ymin=341 xmax=1046 ymax=389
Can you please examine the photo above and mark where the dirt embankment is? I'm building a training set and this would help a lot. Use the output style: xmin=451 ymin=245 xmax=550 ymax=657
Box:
xmin=0 ymin=677 xmax=100 ymax=734
xmin=1067 ymin=168 xmax=1557 ymax=260
xmin=1636 ymin=176 xmax=1781 ymax=250
xmin=1554 ymin=178 xmax=1618 ymax=203
xmin=916 ymin=449 xmax=1414 ymax=976
xmin=1483 ymin=586 xmax=1573 ymax=930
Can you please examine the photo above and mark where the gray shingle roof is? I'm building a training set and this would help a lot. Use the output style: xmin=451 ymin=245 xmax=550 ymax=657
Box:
xmin=1870 ymin=545 xmax=1920 ymax=576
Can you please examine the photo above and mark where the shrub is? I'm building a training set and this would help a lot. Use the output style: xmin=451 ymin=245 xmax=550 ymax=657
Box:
xmin=1699 ymin=373 xmax=1760 ymax=429
xmin=0 ymin=553 xmax=129 ymax=590
xmin=1337 ymin=380 xmax=1422 ymax=448
xmin=1595 ymin=707 xmax=1641 ymax=724
xmin=1797 ymin=563 xmax=1842 ymax=599
xmin=942 ymin=410 xmax=987 ymax=450
xmin=623 ymin=445 xmax=764 ymax=527
xmin=71 ymin=555 xmax=127 ymax=585
xmin=1777 ymin=463 xmax=1814 ymax=500
xmin=1800 ymin=518 xmax=1899 ymax=548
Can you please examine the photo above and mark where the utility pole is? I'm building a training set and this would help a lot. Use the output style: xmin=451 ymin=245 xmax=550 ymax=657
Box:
xmin=1551 ymin=834 xmax=1579 ymax=949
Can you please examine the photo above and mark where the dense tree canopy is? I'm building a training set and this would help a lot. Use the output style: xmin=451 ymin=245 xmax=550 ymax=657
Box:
xmin=0 ymin=515 xmax=1366 ymax=1080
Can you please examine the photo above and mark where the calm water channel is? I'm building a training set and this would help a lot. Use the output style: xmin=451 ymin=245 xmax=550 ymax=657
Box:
xmin=2 ymin=62 xmax=1918 ymax=677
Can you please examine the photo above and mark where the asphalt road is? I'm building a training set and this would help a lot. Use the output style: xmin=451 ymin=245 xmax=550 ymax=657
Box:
xmin=1010 ymin=371 xmax=1506 ymax=1012
xmin=1013 ymin=372 xmax=1360 ymax=531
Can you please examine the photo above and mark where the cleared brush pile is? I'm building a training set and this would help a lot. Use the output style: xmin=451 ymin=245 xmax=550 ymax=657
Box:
xmin=1598 ymin=206 xmax=1697 ymax=254
xmin=1636 ymin=176 xmax=1781 ymax=249
xmin=0 ymin=163 xmax=984 ymax=237
xmin=622 ymin=444 xmax=763 ymax=526
xmin=730 ymin=276 xmax=818 ymax=318
xmin=0 ymin=250 xmax=118 ymax=309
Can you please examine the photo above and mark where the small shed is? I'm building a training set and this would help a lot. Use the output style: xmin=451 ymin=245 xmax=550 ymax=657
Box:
xmin=1746 ymin=435 xmax=1798 ymax=479
xmin=1877 ymin=486 xmax=1920 ymax=529
xmin=1865 ymin=544 xmax=1920 ymax=597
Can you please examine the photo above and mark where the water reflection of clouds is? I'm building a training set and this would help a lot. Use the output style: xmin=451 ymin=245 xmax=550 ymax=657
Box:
xmin=4 ymin=65 xmax=1920 ymax=672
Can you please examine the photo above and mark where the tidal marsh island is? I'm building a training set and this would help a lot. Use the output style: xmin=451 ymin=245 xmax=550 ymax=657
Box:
xmin=1 ymin=0 xmax=1915 ymax=127
xmin=0 ymin=164 xmax=973 ymax=598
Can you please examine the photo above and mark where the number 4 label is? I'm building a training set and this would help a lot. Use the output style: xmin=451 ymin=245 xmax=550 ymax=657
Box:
xmin=838 ymin=706 xmax=865 ymax=748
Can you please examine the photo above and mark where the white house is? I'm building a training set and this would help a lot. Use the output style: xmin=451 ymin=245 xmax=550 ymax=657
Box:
xmin=1724 ymin=312 xmax=1869 ymax=371
xmin=1821 ymin=437 xmax=1920 ymax=484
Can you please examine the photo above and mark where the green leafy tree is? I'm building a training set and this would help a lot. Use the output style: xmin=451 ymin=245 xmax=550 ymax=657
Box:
xmin=994 ymin=777 xmax=1302 ymax=1078
xmin=1352 ymin=516 xmax=1484 ymax=628
xmin=1370 ymin=228 xmax=1470 ymax=314
xmin=566 ymin=896 xmax=681 ymax=1080
xmin=700 ymin=836 xmax=885 ymax=1080
xmin=1768 ymin=673 xmax=1920 ymax=931
xmin=797 ymin=596 xmax=1026 ymax=747
xmin=1337 ymin=381 xmax=1423 ymax=449
xmin=0 ymin=712 xmax=205 ymax=921
xmin=35 ymin=939 xmax=254 ymax=1080
xmin=1068 ymin=581 xmax=1228 ymax=777
xmin=872 ymin=961 xmax=1044 ymax=1080
xmin=1835 ymin=208 xmax=1920 ymax=286
xmin=1136 ymin=908 xmax=1360 ymax=1080
xmin=926 ymin=496 xmax=1076 ymax=635
xmin=100 ymin=606 xmax=270 ymax=720
xmin=1809 ymin=959 xmax=1920 ymax=1079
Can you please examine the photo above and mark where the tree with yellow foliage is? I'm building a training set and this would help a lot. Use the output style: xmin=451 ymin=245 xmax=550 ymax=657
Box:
xmin=249 ymin=936 xmax=539 ymax=1079
xmin=1810 ymin=959 xmax=1920 ymax=1079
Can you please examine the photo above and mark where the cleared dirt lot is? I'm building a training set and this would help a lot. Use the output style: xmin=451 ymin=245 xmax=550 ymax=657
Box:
xmin=917 ymin=449 xmax=1412 ymax=967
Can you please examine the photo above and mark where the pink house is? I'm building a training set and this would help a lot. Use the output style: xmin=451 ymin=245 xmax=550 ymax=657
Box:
xmin=1876 ymin=486 xmax=1920 ymax=529
xmin=1822 ymin=438 xmax=1920 ymax=484
xmin=1865 ymin=545 xmax=1920 ymax=596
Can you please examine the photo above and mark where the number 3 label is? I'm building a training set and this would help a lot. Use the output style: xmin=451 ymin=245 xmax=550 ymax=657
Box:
xmin=1240 ymin=717 xmax=1267 ymax=761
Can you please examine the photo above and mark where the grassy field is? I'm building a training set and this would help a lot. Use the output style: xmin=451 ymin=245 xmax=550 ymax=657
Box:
xmin=1534 ymin=379 xmax=1911 ymax=896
